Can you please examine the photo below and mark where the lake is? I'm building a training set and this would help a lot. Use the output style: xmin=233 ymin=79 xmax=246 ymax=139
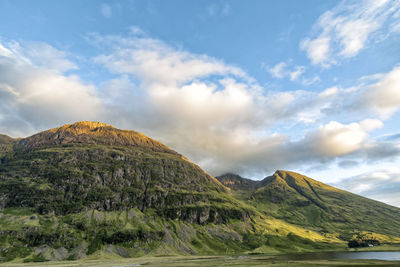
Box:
xmin=276 ymin=251 xmax=400 ymax=261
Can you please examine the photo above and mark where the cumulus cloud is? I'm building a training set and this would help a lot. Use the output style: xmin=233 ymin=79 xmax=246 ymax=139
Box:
xmin=320 ymin=65 xmax=400 ymax=119
xmin=92 ymin=40 xmax=393 ymax=173
xmin=90 ymin=34 xmax=279 ymax=175
xmin=318 ymin=86 xmax=339 ymax=98
xmin=1 ymin=32 xmax=400 ymax=179
xmin=301 ymin=0 xmax=400 ymax=67
xmin=289 ymin=66 xmax=306 ymax=81
xmin=267 ymin=61 xmax=287 ymax=79
xmin=335 ymin=167 xmax=400 ymax=207
xmin=92 ymin=35 xmax=250 ymax=87
xmin=190 ymin=119 xmax=388 ymax=176
xmin=306 ymin=119 xmax=383 ymax=157
xmin=300 ymin=37 xmax=331 ymax=66
xmin=0 ymin=41 xmax=77 ymax=72
xmin=361 ymin=65 xmax=400 ymax=118
xmin=0 ymin=40 xmax=100 ymax=136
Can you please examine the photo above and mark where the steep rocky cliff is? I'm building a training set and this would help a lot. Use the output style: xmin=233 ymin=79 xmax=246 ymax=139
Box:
xmin=1 ymin=122 xmax=399 ymax=262
xmin=0 ymin=122 xmax=249 ymax=224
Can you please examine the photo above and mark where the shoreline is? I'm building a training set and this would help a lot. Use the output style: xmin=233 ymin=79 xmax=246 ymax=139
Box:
xmin=2 ymin=250 xmax=400 ymax=267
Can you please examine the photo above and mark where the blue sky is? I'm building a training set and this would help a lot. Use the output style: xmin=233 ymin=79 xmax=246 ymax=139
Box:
xmin=1 ymin=0 xmax=400 ymax=206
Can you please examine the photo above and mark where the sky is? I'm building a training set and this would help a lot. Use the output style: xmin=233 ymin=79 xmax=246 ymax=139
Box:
xmin=1 ymin=0 xmax=400 ymax=206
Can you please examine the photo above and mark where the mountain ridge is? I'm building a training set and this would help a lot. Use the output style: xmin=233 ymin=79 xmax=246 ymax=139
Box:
xmin=0 ymin=121 xmax=399 ymax=262
xmin=18 ymin=121 xmax=177 ymax=154
xmin=0 ymin=122 xmax=243 ymax=222
xmin=0 ymin=134 xmax=16 ymax=145
xmin=217 ymin=171 xmax=400 ymax=239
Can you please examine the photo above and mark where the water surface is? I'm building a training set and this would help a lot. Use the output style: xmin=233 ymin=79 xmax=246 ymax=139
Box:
xmin=277 ymin=251 xmax=400 ymax=261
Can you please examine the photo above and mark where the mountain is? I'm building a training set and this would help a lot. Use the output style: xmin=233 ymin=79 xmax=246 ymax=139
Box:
xmin=217 ymin=170 xmax=400 ymax=240
xmin=0 ymin=134 xmax=17 ymax=157
xmin=18 ymin=122 xmax=175 ymax=153
xmin=0 ymin=134 xmax=15 ymax=145
xmin=0 ymin=121 xmax=248 ymax=222
xmin=215 ymin=173 xmax=260 ymax=191
xmin=0 ymin=122 xmax=399 ymax=262
xmin=0 ymin=122 xmax=272 ymax=262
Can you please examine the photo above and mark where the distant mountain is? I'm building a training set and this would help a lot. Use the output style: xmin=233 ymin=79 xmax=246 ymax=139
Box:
xmin=214 ymin=173 xmax=260 ymax=190
xmin=217 ymin=170 xmax=400 ymax=240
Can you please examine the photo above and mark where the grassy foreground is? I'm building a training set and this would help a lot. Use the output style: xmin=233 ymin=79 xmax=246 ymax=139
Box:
xmin=1 ymin=254 xmax=400 ymax=267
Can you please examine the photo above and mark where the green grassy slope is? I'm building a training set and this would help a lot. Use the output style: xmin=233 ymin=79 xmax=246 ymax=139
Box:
xmin=217 ymin=171 xmax=400 ymax=242
xmin=0 ymin=122 xmax=249 ymax=223
xmin=0 ymin=122 xmax=343 ymax=262
xmin=0 ymin=207 xmax=342 ymax=262
xmin=0 ymin=134 xmax=15 ymax=145
xmin=0 ymin=134 xmax=16 ymax=158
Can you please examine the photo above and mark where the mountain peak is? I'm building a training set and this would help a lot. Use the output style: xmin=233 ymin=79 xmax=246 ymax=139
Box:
xmin=274 ymin=170 xmax=301 ymax=178
xmin=62 ymin=121 xmax=114 ymax=129
xmin=216 ymin=173 xmax=261 ymax=191
xmin=19 ymin=121 xmax=176 ymax=154
xmin=270 ymin=170 xmax=340 ymax=192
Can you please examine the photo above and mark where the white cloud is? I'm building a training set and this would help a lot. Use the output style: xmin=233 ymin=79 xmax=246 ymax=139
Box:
xmin=0 ymin=40 xmax=77 ymax=72
xmin=289 ymin=66 xmax=306 ymax=81
xmin=265 ymin=61 xmax=306 ymax=82
xmin=301 ymin=0 xmax=400 ymax=67
xmin=361 ymin=65 xmax=400 ymax=118
xmin=1 ymin=33 xmax=400 ymax=180
xmin=300 ymin=37 xmax=331 ymax=66
xmin=93 ymin=35 xmax=250 ymax=87
xmin=192 ymin=118 xmax=386 ymax=176
xmin=0 ymin=43 xmax=13 ymax=57
xmin=335 ymin=167 xmax=400 ymax=207
xmin=306 ymin=119 xmax=383 ymax=157
xmin=267 ymin=61 xmax=287 ymax=79
xmin=0 ymin=40 xmax=100 ymax=136
xmin=91 ymin=35 xmax=273 ymax=172
xmin=100 ymin=3 xmax=112 ymax=19
xmin=313 ymin=65 xmax=400 ymax=120
xmin=318 ymin=86 xmax=339 ymax=98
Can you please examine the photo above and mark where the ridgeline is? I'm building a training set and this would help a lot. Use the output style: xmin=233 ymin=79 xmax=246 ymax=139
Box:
xmin=0 ymin=122 xmax=399 ymax=262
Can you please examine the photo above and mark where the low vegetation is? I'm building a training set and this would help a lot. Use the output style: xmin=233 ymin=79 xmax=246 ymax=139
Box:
xmin=217 ymin=171 xmax=400 ymax=242
xmin=0 ymin=122 xmax=399 ymax=263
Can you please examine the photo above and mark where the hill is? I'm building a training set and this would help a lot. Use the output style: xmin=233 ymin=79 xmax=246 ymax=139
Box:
xmin=0 ymin=122 xmax=342 ymax=262
xmin=217 ymin=170 xmax=400 ymax=241
xmin=0 ymin=134 xmax=15 ymax=145
xmin=0 ymin=134 xmax=16 ymax=158
xmin=0 ymin=122 xmax=398 ymax=262
xmin=0 ymin=122 xmax=248 ymax=222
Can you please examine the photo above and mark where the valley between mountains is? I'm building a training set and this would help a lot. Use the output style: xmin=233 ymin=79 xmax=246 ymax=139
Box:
xmin=0 ymin=121 xmax=399 ymax=263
